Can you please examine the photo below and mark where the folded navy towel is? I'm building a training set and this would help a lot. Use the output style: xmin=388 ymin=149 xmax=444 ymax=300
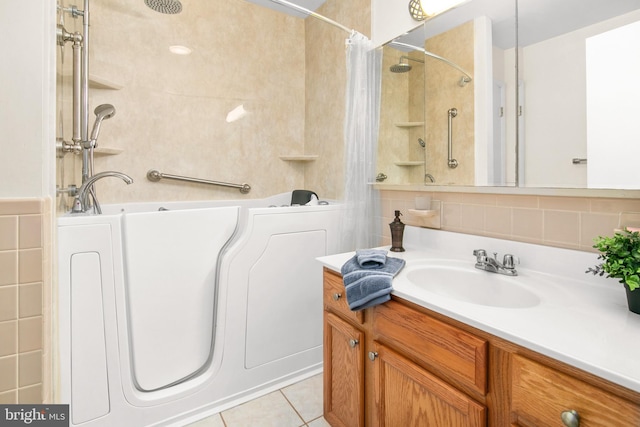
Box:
xmin=341 ymin=255 xmax=406 ymax=311
xmin=355 ymin=249 xmax=388 ymax=268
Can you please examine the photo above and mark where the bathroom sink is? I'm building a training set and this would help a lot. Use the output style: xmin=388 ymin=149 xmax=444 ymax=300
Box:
xmin=404 ymin=260 xmax=540 ymax=308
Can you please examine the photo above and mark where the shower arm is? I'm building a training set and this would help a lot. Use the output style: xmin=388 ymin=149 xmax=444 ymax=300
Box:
xmin=390 ymin=41 xmax=473 ymax=83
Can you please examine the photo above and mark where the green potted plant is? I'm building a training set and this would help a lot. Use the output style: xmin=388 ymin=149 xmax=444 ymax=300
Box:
xmin=587 ymin=229 xmax=640 ymax=314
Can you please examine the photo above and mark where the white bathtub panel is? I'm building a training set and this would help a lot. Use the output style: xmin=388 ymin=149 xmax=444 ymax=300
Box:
xmin=122 ymin=207 xmax=239 ymax=391
xmin=70 ymin=252 xmax=111 ymax=424
xmin=245 ymin=230 xmax=326 ymax=368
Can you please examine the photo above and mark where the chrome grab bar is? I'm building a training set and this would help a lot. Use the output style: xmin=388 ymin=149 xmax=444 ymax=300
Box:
xmin=447 ymin=107 xmax=458 ymax=168
xmin=147 ymin=169 xmax=251 ymax=194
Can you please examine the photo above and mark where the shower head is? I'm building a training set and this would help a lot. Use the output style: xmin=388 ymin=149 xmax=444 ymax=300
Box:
xmin=390 ymin=61 xmax=412 ymax=73
xmin=390 ymin=55 xmax=424 ymax=73
xmin=90 ymin=104 xmax=116 ymax=142
xmin=144 ymin=0 xmax=182 ymax=14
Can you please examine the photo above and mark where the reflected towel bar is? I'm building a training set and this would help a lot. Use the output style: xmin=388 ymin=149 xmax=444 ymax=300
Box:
xmin=147 ymin=169 xmax=251 ymax=194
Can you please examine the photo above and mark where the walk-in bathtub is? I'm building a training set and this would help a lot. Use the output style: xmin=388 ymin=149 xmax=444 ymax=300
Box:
xmin=57 ymin=192 xmax=342 ymax=426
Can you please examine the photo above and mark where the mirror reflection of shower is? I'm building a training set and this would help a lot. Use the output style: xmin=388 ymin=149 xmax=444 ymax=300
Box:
xmin=418 ymin=138 xmax=435 ymax=183
xmin=389 ymin=55 xmax=425 ymax=73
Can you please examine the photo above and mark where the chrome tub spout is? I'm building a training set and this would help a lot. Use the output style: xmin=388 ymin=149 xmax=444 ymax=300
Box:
xmin=71 ymin=171 xmax=133 ymax=213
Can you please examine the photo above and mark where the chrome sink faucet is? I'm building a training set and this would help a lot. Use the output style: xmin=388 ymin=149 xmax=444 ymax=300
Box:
xmin=473 ymin=249 xmax=519 ymax=276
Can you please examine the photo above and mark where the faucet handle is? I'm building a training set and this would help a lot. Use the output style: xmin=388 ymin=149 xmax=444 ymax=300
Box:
xmin=473 ymin=249 xmax=487 ymax=262
xmin=503 ymin=254 xmax=519 ymax=269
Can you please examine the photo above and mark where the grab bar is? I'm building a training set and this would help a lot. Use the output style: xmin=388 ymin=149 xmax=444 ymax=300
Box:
xmin=447 ymin=108 xmax=458 ymax=168
xmin=147 ymin=170 xmax=251 ymax=194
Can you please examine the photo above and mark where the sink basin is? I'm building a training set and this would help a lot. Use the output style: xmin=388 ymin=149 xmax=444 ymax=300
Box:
xmin=404 ymin=260 xmax=540 ymax=308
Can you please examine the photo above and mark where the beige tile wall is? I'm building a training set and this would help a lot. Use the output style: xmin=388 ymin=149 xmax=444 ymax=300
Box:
xmin=379 ymin=190 xmax=640 ymax=252
xmin=0 ymin=199 xmax=46 ymax=404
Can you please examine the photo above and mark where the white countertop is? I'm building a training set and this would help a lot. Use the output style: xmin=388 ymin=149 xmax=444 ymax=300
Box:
xmin=318 ymin=226 xmax=640 ymax=393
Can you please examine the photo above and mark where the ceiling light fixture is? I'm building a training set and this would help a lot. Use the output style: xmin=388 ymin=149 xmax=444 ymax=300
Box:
xmin=408 ymin=0 xmax=468 ymax=21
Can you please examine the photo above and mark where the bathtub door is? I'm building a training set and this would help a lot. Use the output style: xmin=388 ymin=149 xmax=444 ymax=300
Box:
xmin=122 ymin=206 xmax=239 ymax=391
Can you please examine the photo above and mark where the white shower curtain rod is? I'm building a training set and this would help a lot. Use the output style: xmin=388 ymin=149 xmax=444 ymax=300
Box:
xmin=267 ymin=0 xmax=355 ymax=35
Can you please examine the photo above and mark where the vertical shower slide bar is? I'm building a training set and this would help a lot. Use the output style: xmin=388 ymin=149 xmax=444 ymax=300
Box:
xmin=447 ymin=107 xmax=458 ymax=168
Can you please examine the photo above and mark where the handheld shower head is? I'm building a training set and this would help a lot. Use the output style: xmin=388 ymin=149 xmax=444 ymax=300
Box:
xmin=90 ymin=104 xmax=116 ymax=142
xmin=145 ymin=0 xmax=182 ymax=14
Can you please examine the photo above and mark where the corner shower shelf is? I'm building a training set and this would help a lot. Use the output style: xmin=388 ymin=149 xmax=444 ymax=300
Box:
xmin=394 ymin=122 xmax=424 ymax=128
xmin=94 ymin=147 xmax=123 ymax=156
xmin=89 ymin=75 xmax=123 ymax=90
xmin=279 ymin=155 xmax=318 ymax=162
xmin=394 ymin=161 xmax=424 ymax=166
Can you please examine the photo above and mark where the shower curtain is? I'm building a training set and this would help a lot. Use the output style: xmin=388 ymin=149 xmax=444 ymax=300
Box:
xmin=341 ymin=32 xmax=382 ymax=252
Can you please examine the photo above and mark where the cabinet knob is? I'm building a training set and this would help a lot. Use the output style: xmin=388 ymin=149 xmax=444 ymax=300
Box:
xmin=332 ymin=293 xmax=342 ymax=301
xmin=561 ymin=410 xmax=580 ymax=427
xmin=368 ymin=351 xmax=378 ymax=361
xmin=349 ymin=339 xmax=359 ymax=348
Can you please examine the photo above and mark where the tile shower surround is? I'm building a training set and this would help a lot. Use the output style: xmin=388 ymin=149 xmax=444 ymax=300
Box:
xmin=0 ymin=199 xmax=46 ymax=404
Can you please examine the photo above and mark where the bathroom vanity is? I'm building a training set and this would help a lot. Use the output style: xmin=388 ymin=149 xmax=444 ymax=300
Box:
xmin=318 ymin=227 xmax=640 ymax=426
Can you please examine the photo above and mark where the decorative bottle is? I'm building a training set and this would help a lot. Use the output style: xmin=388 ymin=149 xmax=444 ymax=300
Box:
xmin=389 ymin=210 xmax=405 ymax=252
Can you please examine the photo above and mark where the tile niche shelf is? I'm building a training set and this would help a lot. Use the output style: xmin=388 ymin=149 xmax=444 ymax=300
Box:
xmin=279 ymin=155 xmax=318 ymax=162
xmin=89 ymin=74 xmax=123 ymax=90
xmin=394 ymin=121 xmax=424 ymax=128
xmin=94 ymin=147 xmax=123 ymax=156
xmin=394 ymin=161 xmax=424 ymax=166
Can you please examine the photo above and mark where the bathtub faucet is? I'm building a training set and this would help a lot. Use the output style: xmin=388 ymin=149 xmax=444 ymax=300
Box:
xmin=71 ymin=171 xmax=133 ymax=214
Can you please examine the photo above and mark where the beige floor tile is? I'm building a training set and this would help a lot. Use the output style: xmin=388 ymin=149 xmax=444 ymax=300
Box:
xmin=281 ymin=374 xmax=323 ymax=422
xmin=186 ymin=413 xmax=225 ymax=427
xmin=222 ymin=391 xmax=304 ymax=427
xmin=307 ymin=417 xmax=331 ymax=427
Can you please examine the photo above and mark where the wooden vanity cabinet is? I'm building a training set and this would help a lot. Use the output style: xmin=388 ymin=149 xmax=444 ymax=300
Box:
xmin=323 ymin=268 xmax=640 ymax=427
xmin=323 ymin=268 xmax=487 ymax=426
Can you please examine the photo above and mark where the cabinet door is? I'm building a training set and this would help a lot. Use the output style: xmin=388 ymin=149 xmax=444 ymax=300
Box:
xmin=324 ymin=312 xmax=365 ymax=427
xmin=373 ymin=343 xmax=486 ymax=427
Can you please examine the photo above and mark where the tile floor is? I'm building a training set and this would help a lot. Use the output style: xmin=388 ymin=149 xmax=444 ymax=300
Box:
xmin=186 ymin=374 xmax=329 ymax=427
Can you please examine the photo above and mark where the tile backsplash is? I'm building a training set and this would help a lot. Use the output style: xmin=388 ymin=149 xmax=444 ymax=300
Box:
xmin=0 ymin=199 xmax=47 ymax=404
xmin=379 ymin=190 xmax=640 ymax=252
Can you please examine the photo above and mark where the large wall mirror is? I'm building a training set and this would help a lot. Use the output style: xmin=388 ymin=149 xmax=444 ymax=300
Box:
xmin=377 ymin=0 xmax=640 ymax=191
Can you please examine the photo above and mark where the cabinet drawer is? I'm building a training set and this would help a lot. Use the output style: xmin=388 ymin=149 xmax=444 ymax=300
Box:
xmin=323 ymin=268 xmax=364 ymax=324
xmin=373 ymin=300 xmax=487 ymax=395
xmin=511 ymin=355 xmax=640 ymax=426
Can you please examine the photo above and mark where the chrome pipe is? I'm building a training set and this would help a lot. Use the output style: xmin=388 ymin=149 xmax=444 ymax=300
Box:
xmin=447 ymin=108 xmax=458 ymax=169
xmin=72 ymin=36 xmax=82 ymax=143
xmin=81 ymin=0 xmax=90 ymax=184
xmin=147 ymin=170 xmax=251 ymax=194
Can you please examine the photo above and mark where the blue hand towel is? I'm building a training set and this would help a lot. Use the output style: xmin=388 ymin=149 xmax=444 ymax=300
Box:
xmin=341 ymin=255 xmax=406 ymax=311
xmin=355 ymin=249 xmax=388 ymax=268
